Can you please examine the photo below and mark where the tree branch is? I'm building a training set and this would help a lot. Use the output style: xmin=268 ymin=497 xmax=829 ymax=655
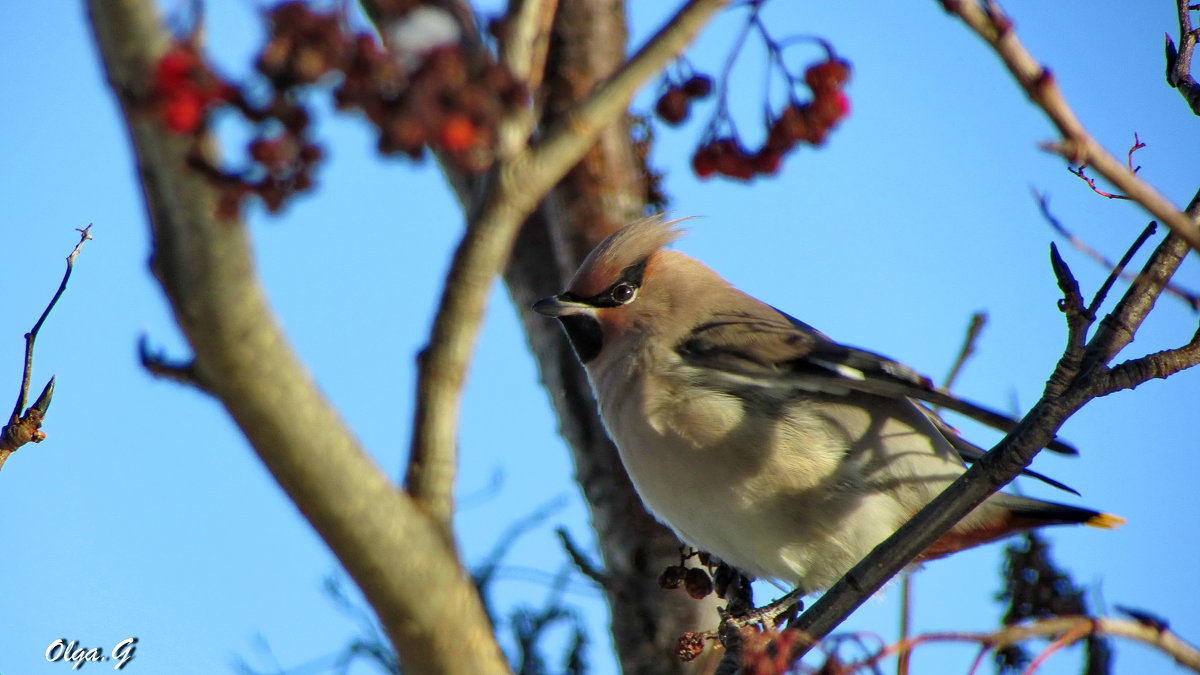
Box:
xmin=785 ymin=192 xmax=1200 ymax=662
xmin=1167 ymin=0 xmax=1200 ymax=114
xmin=86 ymin=3 xmax=510 ymax=674
xmin=496 ymin=0 xmax=558 ymax=158
xmin=941 ymin=0 xmax=1200 ymax=253
xmin=0 ymin=225 xmax=92 ymax=470
xmin=857 ymin=616 xmax=1200 ymax=674
xmin=404 ymin=0 xmax=728 ymax=532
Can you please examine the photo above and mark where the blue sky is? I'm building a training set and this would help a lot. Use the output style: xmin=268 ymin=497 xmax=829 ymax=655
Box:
xmin=2 ymin=1 xmax=1197 ymax=674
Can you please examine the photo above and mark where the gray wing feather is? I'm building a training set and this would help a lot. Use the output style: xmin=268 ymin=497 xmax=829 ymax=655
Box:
xmin=676 ymin=306 xmax=1079 ymax=456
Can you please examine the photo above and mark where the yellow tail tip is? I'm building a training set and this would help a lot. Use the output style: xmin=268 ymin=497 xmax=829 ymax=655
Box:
xmin=1087 ymin=512 xmax=1127 ymax=529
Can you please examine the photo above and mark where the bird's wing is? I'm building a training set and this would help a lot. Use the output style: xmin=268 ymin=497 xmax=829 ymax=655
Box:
xmin=676 ymin=305 xmax=1079 ymax=456
xmin=920 ymin=406 xmax=1080 ymax=495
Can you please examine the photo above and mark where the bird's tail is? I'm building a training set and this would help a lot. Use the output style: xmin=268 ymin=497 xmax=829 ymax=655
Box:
xmin=995 ymin=493 xmax=1126 ymax=529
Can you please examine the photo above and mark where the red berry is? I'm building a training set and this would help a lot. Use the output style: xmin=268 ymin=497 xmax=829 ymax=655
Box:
xmin=832 ymin=90 xmax=851 ymax=118
xmin=691 ymin=146 xmax=717 ymax=179
xmin=162 ymin=91 xmax=204 ymax=133
xmin=438 ymin=114 xmax=477 ymax=152
xmin=752 ymin=148 xmax=784 ymax=175
xmin=805 ymin=59 xmax=851 ymax=92
xmin=155 ymin=46 xmax=197 ymax=93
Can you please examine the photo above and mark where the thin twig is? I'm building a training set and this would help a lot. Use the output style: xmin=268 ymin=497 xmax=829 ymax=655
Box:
xmin=943 ymin=311 xmax=988 ymax=393
xmin=1127 ymin=132 xmax=1146 ymax=172
xmin=1087 ymin=221 xmax=1158 ymax=319
xmin=942 ymin=0 xmax=1200 ymax=252
xmin=844 ymin=616 xmax=1200 ymax=674
xmin=1067 ymin=164 xmax=1130 ymax=200
xmin=11 ymin=225 xmax=92 ymax=423
xmin=404 ymin=0 xmax=729 ymax=532
xmin=1035 ymin=192 xmax=1200 ymax=311
xmin=1065 ymin=134 xmax=1146 ymax=199
xmin=1021 ymin=621 xmax=1091 ymax=674
xmin=555 ymin=527 xmax=609 ymax=587
xmin=1 ymin=225 xmax=93 ymax=469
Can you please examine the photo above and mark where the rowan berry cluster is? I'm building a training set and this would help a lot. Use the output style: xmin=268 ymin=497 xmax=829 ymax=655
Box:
xmin=149 ymin=1 xmax=525 ymax=218
xmin=689 ymin=57 xmax=851 ymax=181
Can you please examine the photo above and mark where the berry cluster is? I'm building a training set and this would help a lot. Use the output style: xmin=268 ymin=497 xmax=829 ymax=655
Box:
xmin=654 ymin=75 xmax=713 ymax=126
xmin=339 ymin=43 xmax=525 ymax=167
xmin=690 ymin=57 xmax=851 ymax=181
xmin=148 ymin=1 xmax=525 ymax=219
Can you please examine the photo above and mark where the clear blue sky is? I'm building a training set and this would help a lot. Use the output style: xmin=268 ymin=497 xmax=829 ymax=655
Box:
xmin=2 ymin=2 xmax=1197 ymax=674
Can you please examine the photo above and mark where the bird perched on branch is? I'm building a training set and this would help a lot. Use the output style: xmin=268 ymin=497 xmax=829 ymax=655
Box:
xmin=534 ymin=215 xmax=1122 ymax=595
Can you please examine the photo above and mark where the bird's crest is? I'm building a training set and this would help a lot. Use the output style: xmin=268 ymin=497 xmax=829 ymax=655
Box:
xmin=570 ymin=215 xmax=688 ymax=297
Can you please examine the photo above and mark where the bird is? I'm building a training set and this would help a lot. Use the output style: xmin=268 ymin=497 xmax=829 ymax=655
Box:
xmin=533 ymin=215 xmax=1122 ymax=595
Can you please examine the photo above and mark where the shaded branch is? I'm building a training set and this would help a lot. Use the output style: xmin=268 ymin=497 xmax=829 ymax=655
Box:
xmin=1 ymin=225 xmax=92 ymax=470
xmin=941 ymin=0 xmax=1200 ymax=252
xmin=404 ymin=0 xmax=729 ymax=532
xmin=556 ymin=527 xmax=609 ymax=587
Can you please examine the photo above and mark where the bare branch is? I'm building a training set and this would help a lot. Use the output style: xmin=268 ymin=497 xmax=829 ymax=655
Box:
xmin=849 ymin=616 xmax=1200 ymax=674
xmin=782 ymin=182 xmax=1200 ymax=663
xmin=942 ymin=311 xmax=988 ymax=393
xmin=1088 ymin=221 xmax=1158 ymax=318
xmin=1036 ymin=193 xmax=1200 ymax=311
xmin=1081 ymin=189 xmax=1200 ymax=369
xmin=11 ymin=224 xmax=91 ymax=424
xmin=1105 ymin=323 xmax=1200 ymax=394
xmin=556 ymin=527 xmax=609 ymax=587
xmin=1 ymin=225 xmax=92 ymax=470
xmin=941 ymin=0 xmax=1200 ymax=252
xmin=86 ymin=2 xmax=511 ymax=673
xmin=496 ymin=0 xmax=559 ymax=159
xmin=404 ymin=0 xmax=729 ymax=532
xmin=1167 ymin=1 xmax=1200 ymax=114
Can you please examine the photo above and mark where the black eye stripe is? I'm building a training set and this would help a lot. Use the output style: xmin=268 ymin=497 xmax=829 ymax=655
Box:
xmin=570 ymin=258 xmax=648 ymax=308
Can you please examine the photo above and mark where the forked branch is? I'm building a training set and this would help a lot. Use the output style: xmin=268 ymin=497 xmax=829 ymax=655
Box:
xmin=0 ymin=225 xmax=92 ymax=471
xmin=404 ymin=0 xmax=730 ymax=532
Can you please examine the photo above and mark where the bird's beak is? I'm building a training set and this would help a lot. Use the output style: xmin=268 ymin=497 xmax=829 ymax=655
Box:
xmin=532 ymin=294 xmax=590 ymax=318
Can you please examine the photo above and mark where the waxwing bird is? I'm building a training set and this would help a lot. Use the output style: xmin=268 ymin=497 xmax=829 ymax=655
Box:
xmin=534 ymin=215 xmax=1122 ymax=594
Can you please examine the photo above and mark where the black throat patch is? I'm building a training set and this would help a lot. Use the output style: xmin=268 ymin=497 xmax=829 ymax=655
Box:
xmin=558 ymin=314 xmax=603 ymax=363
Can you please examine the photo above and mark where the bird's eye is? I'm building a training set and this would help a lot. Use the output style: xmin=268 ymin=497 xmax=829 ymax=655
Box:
xmin=611 ymin=283 xmax=636 ymax=304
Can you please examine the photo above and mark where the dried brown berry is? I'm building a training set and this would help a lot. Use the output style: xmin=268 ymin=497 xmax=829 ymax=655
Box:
xmin=681 ymin=75 xmax=713 ymax=98
xmin=655 ymin=88 xmax=690 ymax=125
xmin=683 ymin=567 xmax=713 ymax=600
xmin=675 ymin=632 xmax=706 ymax=662
xmin=658 ymin=565 xmax=687 ymax=590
